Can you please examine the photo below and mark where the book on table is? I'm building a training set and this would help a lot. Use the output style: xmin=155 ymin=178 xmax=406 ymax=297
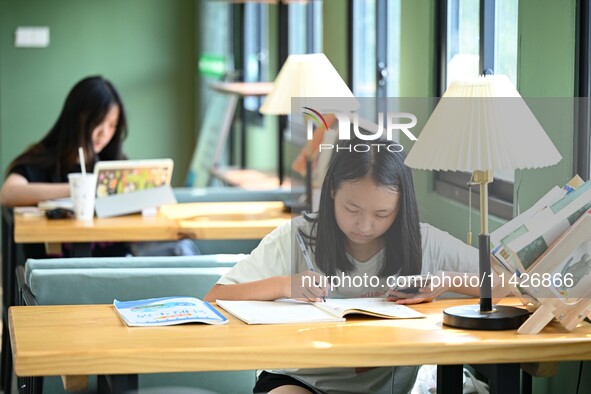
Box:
xmin=216 ymin=297 xmax=425 ymax=325
xmin=113 ymin=296 xmax=228 ymax=326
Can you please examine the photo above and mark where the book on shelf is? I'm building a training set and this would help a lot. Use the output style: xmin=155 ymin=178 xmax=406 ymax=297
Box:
xmin=113 ymin=296 xmax=228 ymax=326
xmin=216 ymin=297 xmax=425 ymax=325
xmin=489 ymin=176 xmax=591 ymax=305
xmin=524 ymin=208 xmax=591 ymax=301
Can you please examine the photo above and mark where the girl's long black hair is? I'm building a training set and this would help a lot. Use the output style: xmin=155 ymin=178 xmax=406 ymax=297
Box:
xmin=307 ymin=136 xmax=422 ymax=278
xmin=7 ymin=76 xmax=127 ymax=178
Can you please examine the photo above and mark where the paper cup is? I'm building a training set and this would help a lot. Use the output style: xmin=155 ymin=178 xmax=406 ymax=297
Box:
xmin=68 ymin=173 xmax=97 ymax=221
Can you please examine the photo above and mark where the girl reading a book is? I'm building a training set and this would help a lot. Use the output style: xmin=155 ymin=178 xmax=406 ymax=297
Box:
xmin=205 ymin=136 xmax=480 ymax=394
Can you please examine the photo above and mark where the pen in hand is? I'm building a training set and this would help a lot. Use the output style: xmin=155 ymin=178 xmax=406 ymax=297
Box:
xmin=295 ymin=231 xmax=326 ymax=302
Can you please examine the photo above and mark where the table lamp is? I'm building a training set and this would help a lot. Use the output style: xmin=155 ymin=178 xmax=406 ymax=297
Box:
xmin=260 ymin=53 xmax=356 ymax=210
xmin=405 ymin=75 xmax=562 ymax=330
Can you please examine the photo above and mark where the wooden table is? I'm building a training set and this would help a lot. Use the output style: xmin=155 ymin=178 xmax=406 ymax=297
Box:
xmin=14 ymin=201 xmax=291 ymax=246
xmin=9 ymin=299 xmax=591 ymax=393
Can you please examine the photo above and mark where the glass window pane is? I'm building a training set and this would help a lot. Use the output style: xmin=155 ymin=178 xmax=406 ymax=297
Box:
xmin=288 ymin=3 xmax=307 ymax=54
xmin=446 ymin=0 xmax=480 ymax=88
xmin=494 ymin=0 xmax=518 ymax=182
xmin=199 ymin=1 xmax=230 ymax=116
xmin=387 ymin=0 xmax=401 ymax=97
xmin=352 ymin=0 xmax=376 ymax=98
xmin=313 ymin=0 xmax=323 ymax=53
xmin=288 ymin=1 xmax=323 ymax=55
xmin=495 ymin=0 xmax=518 ymax=85
xmin=244 ymin=3 xmax=268 ymax=111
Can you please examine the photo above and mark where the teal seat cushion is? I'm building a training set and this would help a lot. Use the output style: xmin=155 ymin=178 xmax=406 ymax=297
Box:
xmin=173 ymin=187 xmax=292 ymax=204
xmin=25 ymin=255 xmax=244 ymax=285
xmin=28 ymin=267 xmax=230 ymax=304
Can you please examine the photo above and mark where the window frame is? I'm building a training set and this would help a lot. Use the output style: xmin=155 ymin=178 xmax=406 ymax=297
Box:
xmin=434 ymin=0 xmax=515 ymax=221
xmin=575 ymin=0 xmax=591 ymax=181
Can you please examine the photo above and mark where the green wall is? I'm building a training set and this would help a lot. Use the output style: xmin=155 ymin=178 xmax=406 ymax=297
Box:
xmin=0 ymin=0 xmax=197 ymax=186
xmin=323 ymin=0 xmax=349 ymax=83
xmin=517 ymin=0 xmax=576 ymax=208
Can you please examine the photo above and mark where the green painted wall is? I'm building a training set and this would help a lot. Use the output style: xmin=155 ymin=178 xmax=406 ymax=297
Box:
xmin=517 ymin=0 xmax=576 ymax=208
xmin=0 ymin=0 xmax=196 ymax=186
xmin=323 ymin=0 xmax=349 ymax=83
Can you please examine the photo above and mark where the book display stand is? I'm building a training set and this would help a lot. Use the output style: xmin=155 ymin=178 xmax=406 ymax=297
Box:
xmin=516 ymin=210 xmax=591 ymax=334
xmin=489 ymin=176 xmax=591 ymax=335
xmin=518 ymin=295 xmax=591 ymax=334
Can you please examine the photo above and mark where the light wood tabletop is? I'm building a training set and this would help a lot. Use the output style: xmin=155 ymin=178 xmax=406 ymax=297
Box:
xmin=9 ymin=298 xmax=591 ymax=378
xmin=14 ymin=201 xmax=291 ymax=244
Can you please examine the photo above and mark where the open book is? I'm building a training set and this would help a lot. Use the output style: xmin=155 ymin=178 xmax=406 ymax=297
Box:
xmin=114 ymin=296 xmax=228 ymax=326
xmin=216 ymin=298 xmax=425 ymax=325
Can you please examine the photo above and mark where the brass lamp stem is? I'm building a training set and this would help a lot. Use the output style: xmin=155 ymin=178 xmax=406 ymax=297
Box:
xmin=473 ymin=169 xmax=494 ymax=235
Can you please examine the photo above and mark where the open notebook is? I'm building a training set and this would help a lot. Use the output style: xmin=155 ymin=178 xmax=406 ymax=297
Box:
xmin=216 ymin=298 xmax=425 ymax=325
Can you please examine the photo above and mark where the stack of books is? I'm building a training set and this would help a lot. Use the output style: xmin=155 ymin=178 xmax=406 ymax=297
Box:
xmin=491 ymin=175 xmax=591 ymax=304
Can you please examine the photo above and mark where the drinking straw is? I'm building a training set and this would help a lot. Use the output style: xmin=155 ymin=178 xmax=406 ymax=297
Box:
xmin=78 ymin=147 xmax=86 ymax=176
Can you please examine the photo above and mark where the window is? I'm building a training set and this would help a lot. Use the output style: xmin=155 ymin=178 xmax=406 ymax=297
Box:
xmin=445 ymin=0 xmax=480 ymax=89
xmin=198 ymin=1 xmax=232 ymax=117
xmin=243 ymin=3 xmax=269 ymax=113
xmin=287 ymin=1 xmax=323 ymax=150
xmin=288 ymin=0 xmax=322 ymax=55
xmin=351 ymin=0 xmax=401 ymax=121
xmin=436 ymin=0 xmax=519 ymax=220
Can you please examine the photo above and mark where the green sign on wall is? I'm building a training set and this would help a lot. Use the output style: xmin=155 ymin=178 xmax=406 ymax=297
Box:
xmin=198 ymin=54 xmax=226 ymax=78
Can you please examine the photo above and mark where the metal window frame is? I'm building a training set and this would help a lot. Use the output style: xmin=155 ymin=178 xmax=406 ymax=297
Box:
xmin=349 ymin=0 xmax=389 ymax=117
xmin=575 ymin=0 xmax=591 ymax=181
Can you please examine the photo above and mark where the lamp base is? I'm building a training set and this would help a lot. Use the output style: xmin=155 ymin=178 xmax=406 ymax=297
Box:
xmin=443 ymin=304 xmax=529 ymax=330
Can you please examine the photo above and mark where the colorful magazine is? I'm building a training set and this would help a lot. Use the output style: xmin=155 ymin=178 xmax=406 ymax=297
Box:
xmin=114 ymin=296 xmax=227 ymax=326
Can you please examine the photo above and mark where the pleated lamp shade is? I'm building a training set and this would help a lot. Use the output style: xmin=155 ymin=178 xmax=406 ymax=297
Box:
xmin=260 ymin=53 xmax=356 ymax=115
xmin=405 ymin=75 xmax=562 ymax=172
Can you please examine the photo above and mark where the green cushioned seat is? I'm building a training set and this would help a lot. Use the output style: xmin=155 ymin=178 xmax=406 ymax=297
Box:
xmin=173 ymin=187 xmax=292 ymax=204
xmin=28 ymin=267 xmax=231 ymax=305
xmin=24 ymin=255 xmax=244 ymax=287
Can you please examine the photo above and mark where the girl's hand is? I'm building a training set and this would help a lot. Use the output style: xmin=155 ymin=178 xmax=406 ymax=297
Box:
xmin=386 ymin=285 xmax=447 ymax=305
xmin=386 ymin=272 xmax=451 ymax=305
xmin=289 ymin=271 xmax=327 ymax=302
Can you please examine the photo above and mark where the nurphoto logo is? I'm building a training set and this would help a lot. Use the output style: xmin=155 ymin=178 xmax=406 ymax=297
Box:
xmin=302 ymin=107 xmax=418 ymax=153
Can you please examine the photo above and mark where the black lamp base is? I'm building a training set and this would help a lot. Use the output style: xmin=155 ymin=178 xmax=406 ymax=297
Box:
xmin=443 ymin=304 xmax=530 ymax=330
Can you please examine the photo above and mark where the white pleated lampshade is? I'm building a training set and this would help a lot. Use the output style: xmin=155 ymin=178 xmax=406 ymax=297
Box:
xmin=260 ymin=53 xmax=356 ymax=115
xmin=405 ymin=75 xmax=562 ymax=172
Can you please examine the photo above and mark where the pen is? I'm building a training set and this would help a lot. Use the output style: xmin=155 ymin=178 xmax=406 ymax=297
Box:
xmin=295 ymin=231 xmax=326 ymax=302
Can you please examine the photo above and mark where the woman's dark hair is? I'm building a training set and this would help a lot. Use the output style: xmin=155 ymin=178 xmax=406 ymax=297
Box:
xmin=7 ymin=76 xmax=127 ymax=178
xmin=307 ymin=136 xmax=422 ymax=278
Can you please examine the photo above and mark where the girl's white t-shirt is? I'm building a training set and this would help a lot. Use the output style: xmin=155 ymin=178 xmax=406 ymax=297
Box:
xmin=217 ymin=216 xmax=478 ymax=394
